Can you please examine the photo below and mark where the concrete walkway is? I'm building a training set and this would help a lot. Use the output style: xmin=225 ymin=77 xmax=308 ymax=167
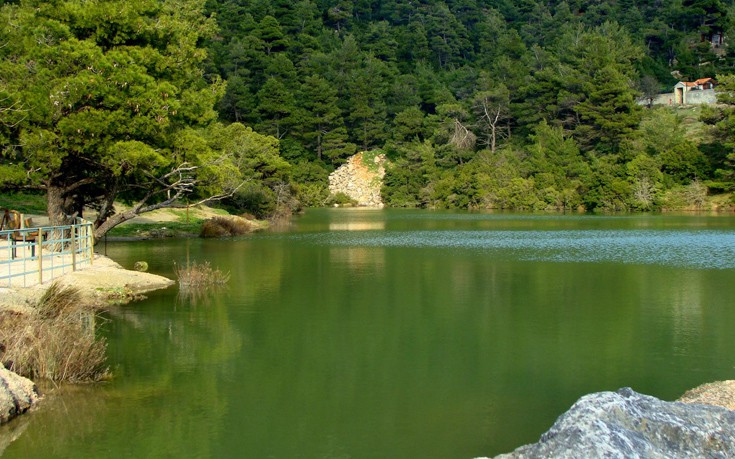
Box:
xmin=0 ymin=254 xmax=174 ymax=314
xmin=0 ymin=241 xmax=92 ymax=288
xmin=0 ymin=218 xmax=95 ymax=288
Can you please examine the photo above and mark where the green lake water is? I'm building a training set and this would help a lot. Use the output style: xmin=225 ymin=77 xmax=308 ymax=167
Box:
xmin=3 ymin=209 xmax=735 ymax=458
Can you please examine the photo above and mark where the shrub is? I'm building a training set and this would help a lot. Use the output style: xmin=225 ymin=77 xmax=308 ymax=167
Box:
xmin=327 ymin=192 xmax=357 ymax=207
xmin=200 ymin=216 xmax=253 ymax=238
xmin=662 ymin=180 xmax=709 ymax=210
xmin=683 ymin=179 xmax=708 ymax=208
xmin=224 ymin=183 xmax=276 ymax=218
xmin=295 ymin=182 xmax=330 ymax=207
xmin=174 ymin=261 xmax=230 ymax=288
xmin=0 ymin=283 xmax=108 ymax=382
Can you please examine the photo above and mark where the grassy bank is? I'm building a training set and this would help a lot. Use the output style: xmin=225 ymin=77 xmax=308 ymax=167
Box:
xmin=0 ymin=284 xmax=108 ymax=382
xmin=0 ymin=192 xmax=47 ymax=215
xmin=102 ymin=204 xmax=273 ymax=238
xmin=103 ymin=204 xmax=229 ymax=238
xmin=106 ymin=220 xmax=205 ymax=238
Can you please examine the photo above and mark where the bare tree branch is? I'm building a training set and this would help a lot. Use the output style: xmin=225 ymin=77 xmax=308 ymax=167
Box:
xmin=474 ymin=91 xmax=511 ymax=153
xmin=0 ymin=96 xmax=29 ymax=128
xmin=449 ymin=118 xmax=477 ymax=150
xmin=92 ymin=160 xmax=251 ymax=239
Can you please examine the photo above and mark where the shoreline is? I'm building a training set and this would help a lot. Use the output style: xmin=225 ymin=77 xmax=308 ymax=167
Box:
xmin=0 ymin=253 xmax=175 ymax=425
xmin=0 ymin=254 xmax=175 ymax=314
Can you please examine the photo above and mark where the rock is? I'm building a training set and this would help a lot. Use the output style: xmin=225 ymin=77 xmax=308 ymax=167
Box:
xmin=0 ymin=363 xmax=40 ymax=424
xmin=679 ymin=380 xmax=735 ymax=411
xmin=328 ymin=152 xmax=386 ymax=207
xmin=492 ymin=388 xmax=735 ymax=459
xmin=133 ymin=261 xmax=148 ymax=272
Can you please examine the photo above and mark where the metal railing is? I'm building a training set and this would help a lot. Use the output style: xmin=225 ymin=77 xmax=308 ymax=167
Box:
xmin=0 ymin=218 xmax=95 ymax=287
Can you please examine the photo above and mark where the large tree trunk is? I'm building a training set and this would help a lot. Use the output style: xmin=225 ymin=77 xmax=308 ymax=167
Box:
xmin=46 ymin=184 xmax=75 ymax=227
xmin=45 ymin=183 xmax=79 ymax=253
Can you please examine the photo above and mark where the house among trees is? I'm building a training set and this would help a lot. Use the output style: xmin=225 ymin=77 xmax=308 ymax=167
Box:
xmin=640 ymin=78 xmax=718 ymax=106
xmin=674 ymin=78 xmax=717 ymax=104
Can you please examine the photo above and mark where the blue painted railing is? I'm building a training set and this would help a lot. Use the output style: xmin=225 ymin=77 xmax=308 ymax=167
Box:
xmin=0 ymin=218 xmax=95 ymax=287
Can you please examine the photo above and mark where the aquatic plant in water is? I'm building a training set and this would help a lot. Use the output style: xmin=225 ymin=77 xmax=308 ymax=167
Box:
xmin=174 ymin=261 xmax=230 ymax=288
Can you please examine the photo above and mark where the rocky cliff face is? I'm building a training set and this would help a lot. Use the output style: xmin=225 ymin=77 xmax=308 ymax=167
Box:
xmin=489 ymin=387 xmax=735 ymax=459
xmin=328 ymin=152 xmax=386 ymax=207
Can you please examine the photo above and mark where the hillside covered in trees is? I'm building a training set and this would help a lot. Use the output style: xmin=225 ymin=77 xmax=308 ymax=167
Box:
xmin=2 ymin=0 xmax=735 ymax=230
xmin=203 ymin=0 xmax=735 ymax=213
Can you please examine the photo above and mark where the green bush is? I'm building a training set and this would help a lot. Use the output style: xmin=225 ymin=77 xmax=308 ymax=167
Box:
xmin=295 ymin=182 xmax=330 ymax=207
xmin=327 ymin=192 xmax=357 ymax=206
xmin=225 ymin=183 xmax=276 ymax=218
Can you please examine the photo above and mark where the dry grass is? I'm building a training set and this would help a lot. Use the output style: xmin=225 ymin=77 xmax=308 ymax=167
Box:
xmin=200 ymin=216 xmax=253 ymax=238
xmin=174 ymin=261 xmax=230 ymax=288
xmin=0 ymin=283 xmax=108 ymax=382
xmin=174 ymin=261 xmax=230 ymax=304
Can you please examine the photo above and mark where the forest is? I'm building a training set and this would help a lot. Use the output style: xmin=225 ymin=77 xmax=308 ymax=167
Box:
xmin=203 ymin=0 xmax=735 ymax=214
xmin=2 ymin=0 xmax=735 ymax=232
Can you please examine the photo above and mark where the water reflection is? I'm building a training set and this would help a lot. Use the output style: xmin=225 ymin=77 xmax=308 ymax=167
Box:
xmin=5 ymin=210 xmax=735 ymax=458
xmin=668 ymin=271 xmax=704 ymax=353
xmin=329 ymin=246 xmax=385 ymax=270
xmin=328 ymin=222 xmax=386 ymax=231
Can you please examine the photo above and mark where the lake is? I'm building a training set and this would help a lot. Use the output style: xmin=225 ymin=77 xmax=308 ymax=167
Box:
xmin=3 ymin=209 xmax=735 ymax=458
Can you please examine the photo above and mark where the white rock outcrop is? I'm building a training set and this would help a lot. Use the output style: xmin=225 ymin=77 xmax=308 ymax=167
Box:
xmin=328 ymin=152 xmax=386 ymax=207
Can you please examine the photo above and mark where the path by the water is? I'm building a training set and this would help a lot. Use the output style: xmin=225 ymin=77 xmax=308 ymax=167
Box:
xmin=0 ymin=254 xmax=174 ymax=313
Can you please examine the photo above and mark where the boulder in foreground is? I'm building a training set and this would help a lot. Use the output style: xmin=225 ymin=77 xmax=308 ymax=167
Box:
xmin=492 ymin=387 xmax=735 ymax=458
xmin=0 ymin=363 xmax=39 ymax=424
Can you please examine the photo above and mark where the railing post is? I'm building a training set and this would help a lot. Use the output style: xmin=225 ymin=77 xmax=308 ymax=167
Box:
xmin=71 ymin=224 xmax=77 ymax=271
xmin=89 ymin=224 xmax=94 ymax=265
xmin=37 ymin=229 xmax=43 ymax=284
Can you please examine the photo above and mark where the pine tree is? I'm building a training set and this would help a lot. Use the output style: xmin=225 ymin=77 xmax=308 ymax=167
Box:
xmin=298 ymin=75 xmax=345 ymax=161
xmin=0 ymin=0 xmax=245 ymax=237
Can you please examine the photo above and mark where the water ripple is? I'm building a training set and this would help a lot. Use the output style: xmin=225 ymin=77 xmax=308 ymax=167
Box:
xmin=289 ymin=230 xmax=735 ymax=269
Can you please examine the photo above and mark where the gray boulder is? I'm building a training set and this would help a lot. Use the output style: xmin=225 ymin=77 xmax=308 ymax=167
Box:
xmin=0 ymin=363 xmax=39 ymax=424
xmin=493 ymin=387 xmax=735 ymax=459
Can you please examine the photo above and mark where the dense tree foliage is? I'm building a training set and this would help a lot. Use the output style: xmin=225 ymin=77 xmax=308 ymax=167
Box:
xmin=0 ymin=0 xmax=287 ymax=237
xmin=3 ymin=0 xmax=735 ymax=225
xmin=201 ymin=0 xmax=735 ymax=212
